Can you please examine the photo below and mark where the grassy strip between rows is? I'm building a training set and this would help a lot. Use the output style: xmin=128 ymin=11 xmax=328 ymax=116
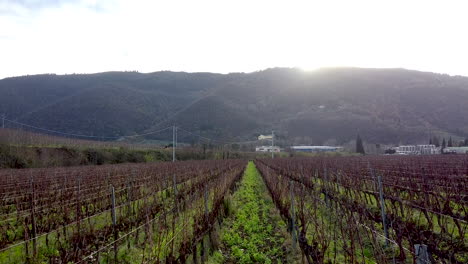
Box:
xmin=208 ymin=161 xmax=299 ymax=264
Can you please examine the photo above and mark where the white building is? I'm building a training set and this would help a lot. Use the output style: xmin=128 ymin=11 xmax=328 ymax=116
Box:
xmin=396 ymin=145 xmax=438 ymax=155
xmin=255 ymin=146 xmax=280 ymax=152
xmin=258 ymin=134 xmax=273 ymax=140
xmin=396 ymin=145 xmax=417 ymax=155
xmin=443 ymin=147 xmax=468 ymax=154
xmin=291 ymin=146 xmax=342 ymax=152
xmin=418 ymin=145 xmax=439 ymax=155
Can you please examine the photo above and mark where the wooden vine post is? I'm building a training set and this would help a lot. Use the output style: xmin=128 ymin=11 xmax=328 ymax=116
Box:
xmin=201 ymin=184 xmax=209 ymax=263
xmin=110 ymin=186 xmax=118 ymax=263
xmin=369 ymin=164 xmax=389 ymax=246
xmin=29 ymin=172 xmax=37 ymax=259
xmin=290 ymin=180 xmax=297 ymax=249
xmin=415 ymin=244 xmax=431 ymax=264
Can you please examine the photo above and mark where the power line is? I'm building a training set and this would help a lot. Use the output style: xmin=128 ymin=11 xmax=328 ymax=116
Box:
xmin=123 ymin=126 xmax=173 ymax=138
xmin=177 ymin=127 xmax=258 ymax=145
xmin=3 ymin=118 xmax=263 ymax=146
xmin=3 ymin=118 xmax=172 ymax=139
xmin=146 ymin=88 xmax=221 ymax=130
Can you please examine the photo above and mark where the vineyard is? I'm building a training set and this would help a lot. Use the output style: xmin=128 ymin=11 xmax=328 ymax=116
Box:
xmin=0 ymin=155 xmax=466 ymax=263
xmin=256 ymin=155 xmax=468 ymax=263
xmin=0 ymin=160 xmax=246 ymax=263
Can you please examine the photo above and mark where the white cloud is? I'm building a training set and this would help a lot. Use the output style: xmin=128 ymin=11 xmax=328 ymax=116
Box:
xmin=1 ymin=0 xmax=468 ymax=78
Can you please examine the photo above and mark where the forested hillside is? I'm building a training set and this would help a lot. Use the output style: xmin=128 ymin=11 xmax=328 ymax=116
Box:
xmin=2 ymin=68 xmax=468 ymax=145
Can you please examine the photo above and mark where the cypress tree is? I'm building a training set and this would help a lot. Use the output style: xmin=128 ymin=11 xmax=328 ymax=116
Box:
xmin=448 ymin=137 xmax=453 ymax=147
xmin=356 ymin=134 xmax=365 ymax=155
xmin=442 ymin=138 xmax=446 ymax=149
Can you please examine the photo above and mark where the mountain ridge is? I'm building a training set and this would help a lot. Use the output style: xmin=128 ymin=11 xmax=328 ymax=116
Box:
xmin=1 ymin=67 xmax=468 ymax=145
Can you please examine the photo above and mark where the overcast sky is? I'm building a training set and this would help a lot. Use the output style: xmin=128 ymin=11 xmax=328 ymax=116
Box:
xmin=1 ymin=0 xmax=467 ymax=78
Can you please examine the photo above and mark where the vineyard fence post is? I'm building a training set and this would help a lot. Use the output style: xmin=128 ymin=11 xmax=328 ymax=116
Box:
xmin=324 ymin=167 xmax=330 ymax=208
xmin=201 ymin=184 xmax=209 ymax=263
xmin=127 ymin=179 xmax=132 ymax=217
xmin=131 ymin=170 xmax=135 ymax=215
xmin=111 ymin=186 xmax=118 ymax=263
xmin=376 ymin=173 xmax=389 ymax=246
xmin=414 ymin=244 xmax=431 ymax=264
xmin=204 ymin=184 xmax=209 ymax=220
xmin=173 ymin=174 xmax=178 ymax=212
xmin=29 ymin=172 xmax=37 ymax=258
xmin=77 ymin=176 xmax=82 ymax=233
xmin=290 ymin=180 xmax=297 ymax=249
xmin=193 ymin=244 xmax=198 ymax=264
xmin=127 ymin=174 xmax=132 ymax=250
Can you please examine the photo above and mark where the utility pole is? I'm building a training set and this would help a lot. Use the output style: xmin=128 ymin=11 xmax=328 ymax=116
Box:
xmin=172 ymin=125 xmax=176 ymax=162
xmin=271 ymin=130 xmax=275 ymax=158
xmin=172 ymin=125 xmax=178 ymax=213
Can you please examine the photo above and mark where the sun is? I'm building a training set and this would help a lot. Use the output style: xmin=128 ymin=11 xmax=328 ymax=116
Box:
xmin=299 ymin=65 xmax=321 ymax=72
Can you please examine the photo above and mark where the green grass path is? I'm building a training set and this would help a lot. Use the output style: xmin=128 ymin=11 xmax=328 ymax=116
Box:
xmin=208 ymin=161 xmax=298 ymax=264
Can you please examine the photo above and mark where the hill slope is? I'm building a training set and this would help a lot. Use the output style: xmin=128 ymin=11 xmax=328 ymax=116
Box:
xmin=1 ymin=68 xmax=468 ymax=145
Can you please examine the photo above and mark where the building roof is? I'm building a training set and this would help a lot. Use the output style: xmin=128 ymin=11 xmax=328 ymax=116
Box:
xmin=291 ymin=146 xmax=342 ymax=150
xmin=445 ymin=147 xmax=468 ymax=150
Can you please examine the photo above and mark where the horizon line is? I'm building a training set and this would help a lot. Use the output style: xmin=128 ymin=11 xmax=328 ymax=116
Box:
xmin=1 ymin=66 xmax=466 ymax=80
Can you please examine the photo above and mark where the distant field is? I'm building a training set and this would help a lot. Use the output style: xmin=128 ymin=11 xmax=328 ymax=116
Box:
xmin=0 ymin=128 xmax=162 ymax=150
xmin=0 ymin=128 xmax=260 ymax=168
